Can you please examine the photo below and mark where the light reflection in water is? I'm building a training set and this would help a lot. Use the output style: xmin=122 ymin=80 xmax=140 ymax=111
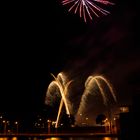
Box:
xmin=0 ymin=137 xmax=18 ymax=140
xmin=103 ymin=137 xmax=113 ymax=140
xmin=0 ymin=137 xmax=119 ymax=140
xmin=66 ymin=137 xmax=118 ymax=140
xmin=103 ymin=138 xmax=119 ymax=140
xmin=0 ymin=138 xmax=8 ymax=140
xmin=12 ymin=137 xmax=17 ymax=140
xmin=45 ymin=138 xmax=63 ymax=140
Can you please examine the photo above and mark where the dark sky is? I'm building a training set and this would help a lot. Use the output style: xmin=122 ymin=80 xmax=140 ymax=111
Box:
xmin=1 ymin=0 xmax=139 ymax=113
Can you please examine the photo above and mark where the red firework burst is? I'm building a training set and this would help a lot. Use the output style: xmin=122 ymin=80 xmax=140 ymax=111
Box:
xmin=62 ymin=0 xmax=115 ymax=22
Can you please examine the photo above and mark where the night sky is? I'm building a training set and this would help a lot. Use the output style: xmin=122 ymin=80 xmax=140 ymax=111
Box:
xmin=1 ymin=0 xmax=139 ymax=116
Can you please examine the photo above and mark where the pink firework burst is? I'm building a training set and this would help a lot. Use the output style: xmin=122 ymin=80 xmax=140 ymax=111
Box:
xmin=62 ymin=0 xmax=115 ymax=22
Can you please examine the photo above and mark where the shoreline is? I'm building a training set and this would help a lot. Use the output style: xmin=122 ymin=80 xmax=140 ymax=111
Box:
xmin=0 ymin=133 xmax=119 ymax=137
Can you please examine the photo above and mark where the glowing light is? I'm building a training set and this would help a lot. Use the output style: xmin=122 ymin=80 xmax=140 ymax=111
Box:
xmin=55 ymin=79 xmax=73 ymax=128
xmin=45 ymin=138 xmax=62 ymax=140
xmin=46 ymin=73 xmax=117 ymax=127
xmin=46 ymin=72 xmax=73 ymax=128
xmin=0 ymin=138 xmax=8 ymax=140
xmin=62 ymin=0 xmax=115 ymax=22
xmin=103 ymin=137 xmax=113 ymax=140
xmin=120 ymin=106 xmax=129 ymax=113
xmin=76 ymin=75 xmax=117 ymax=117
xmin=12 ymin=138 xmax=17 ymax=140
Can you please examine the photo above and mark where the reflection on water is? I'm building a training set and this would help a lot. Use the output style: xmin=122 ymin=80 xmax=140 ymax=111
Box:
xmin=45 ymin=138 xmax=63 ymax=140
xmin=0 ymin=137 xmax=119 ymax=140
xmin=0 ymin=138 xmax=7 ymax=140
xmin=103 ymin=137 xmax=118 ymax=140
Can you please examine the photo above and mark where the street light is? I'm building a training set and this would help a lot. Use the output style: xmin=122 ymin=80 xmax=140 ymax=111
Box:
xmin=3 ymin=120 xmax=7 ymax=134
xmin=47 ymin=120 xmax=51 ymax=133
xmin=79 ymin=113 xmax=83 ymax=126
xmin=15 ymin=121 xmax=19 ymax=133
xmin=85 ymin=117 xmax=88 ymax=120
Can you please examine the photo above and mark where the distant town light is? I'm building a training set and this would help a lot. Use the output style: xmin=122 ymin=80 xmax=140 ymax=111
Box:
xmin=120 ymin=106 xmax=129 ymax=113
xmin=47 ymin=120 xmax=51 ymax=123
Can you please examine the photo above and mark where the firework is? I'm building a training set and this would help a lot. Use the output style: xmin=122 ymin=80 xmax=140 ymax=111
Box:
xmin=62 ymin=0 xmax=115 ymax=22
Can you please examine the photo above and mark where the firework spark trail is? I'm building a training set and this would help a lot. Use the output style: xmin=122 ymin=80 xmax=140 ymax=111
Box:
xmin=76 ymin=76 xmax=97 ymax=116
xmin=55 ymin=96 xmax=64 ymax=128
xmin=94 ymin=78 xmax=108 ymax=105
xmin=76 ymin=75 xmax=117 ymax=118
xmin=55 ymin=80 xmax=73 ymax=128
xmin=62 ymin=0 xmax=114 ymax=22
xmin=45 ymin=81 xmax=60 ymax=106
xmin=47 ymin=73 xmax=73 ymax=128
xmin=46 ymin=73 xmax=69 ymax=128
xmin=57 ymin=73 xmax=67 ymax=88
xmin=95 ymin=76 xmax=117 ymax=102
xmin=51 ymin=74 xmax=70 ymax=115
xmin=51 ymin=73 xmax=68 ymax=128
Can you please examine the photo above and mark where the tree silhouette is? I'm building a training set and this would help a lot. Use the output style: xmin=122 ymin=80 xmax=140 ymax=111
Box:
xmin=60 ymin=113 xmax=75 ymax=128
xmin=96 ymin=114 xmax=106 ymax=125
